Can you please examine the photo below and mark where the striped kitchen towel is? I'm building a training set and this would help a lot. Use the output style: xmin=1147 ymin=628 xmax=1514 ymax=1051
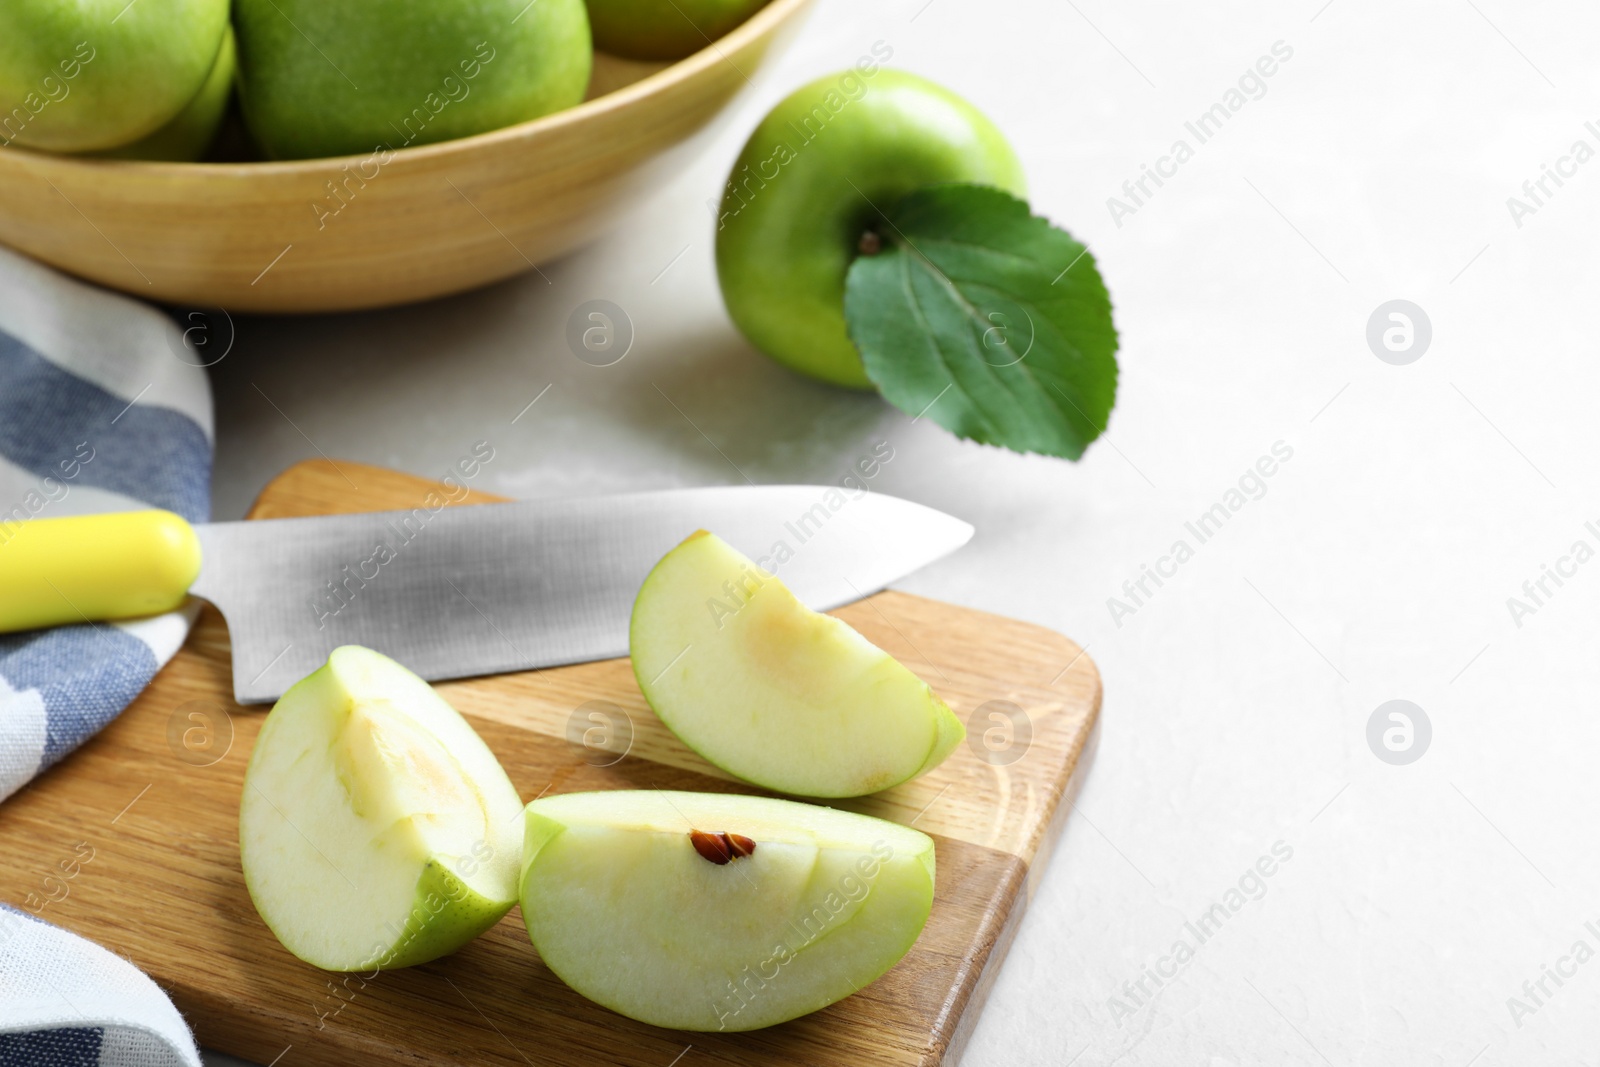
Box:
xmin=0 ymin=247 xmax=208 ymax=1066
xmin=0 ymin=904 xmax=200 ymax=1067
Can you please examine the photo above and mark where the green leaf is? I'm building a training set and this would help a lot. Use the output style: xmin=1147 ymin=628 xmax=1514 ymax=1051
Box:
xmin=844 ymin=184 xmax=1119 ymax=460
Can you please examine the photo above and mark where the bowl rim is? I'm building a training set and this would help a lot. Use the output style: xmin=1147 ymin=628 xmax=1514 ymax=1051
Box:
xmin=2 ymin=0 xmax=809 ymax=177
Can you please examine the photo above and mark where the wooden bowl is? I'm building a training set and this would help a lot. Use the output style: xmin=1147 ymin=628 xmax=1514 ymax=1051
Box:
xmin=0 ymin=0 xmax=811 ymax=313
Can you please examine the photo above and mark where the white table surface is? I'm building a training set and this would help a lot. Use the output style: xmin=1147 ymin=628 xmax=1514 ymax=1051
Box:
xmin=202 ymin=0 xmax=1600 ymax=1063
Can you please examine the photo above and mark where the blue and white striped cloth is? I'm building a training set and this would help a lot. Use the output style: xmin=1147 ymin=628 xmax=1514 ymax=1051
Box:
xmin=0 ymin=905 xmax=200 ymax=1067
xmin=0 ymin=247 xmax=207 ymax=1066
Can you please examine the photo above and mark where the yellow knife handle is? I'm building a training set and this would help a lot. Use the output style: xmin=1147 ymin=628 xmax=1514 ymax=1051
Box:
xmin=0 ymin=510 xmax=201 ymax=633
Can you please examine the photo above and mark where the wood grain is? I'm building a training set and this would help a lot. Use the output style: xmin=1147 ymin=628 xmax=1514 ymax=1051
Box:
xmin=0 ymin=460 xmax=1100 ymax=1066
xmin=0 ymin=0 xmax=811 ymax=313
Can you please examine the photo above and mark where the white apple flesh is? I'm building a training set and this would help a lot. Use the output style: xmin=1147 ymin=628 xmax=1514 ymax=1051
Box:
xmin=519 ymin=790 xmax=936 ymax=1031
xmin=630 ymin=531 xmax=964 ymax=797
xmin=239 ymin=646 xmax=523 ymax=971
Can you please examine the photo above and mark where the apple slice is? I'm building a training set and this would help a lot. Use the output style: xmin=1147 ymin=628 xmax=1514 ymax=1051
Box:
xmin=239 ymin=645 xmax=523 ymax=971
xmin=630 ymin=531 xmax=964 ymax=797
xmin=520 ymin=790 xmax=935 ymax=1031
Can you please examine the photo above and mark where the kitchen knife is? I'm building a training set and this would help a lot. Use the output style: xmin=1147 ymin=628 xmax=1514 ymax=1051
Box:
xmin=0 ymin=485 xmax=973 ymax=704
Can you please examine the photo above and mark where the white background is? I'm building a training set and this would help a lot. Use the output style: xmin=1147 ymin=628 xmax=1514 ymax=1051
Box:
xmin=204 ymin=0 xmax=1600 ymax=1063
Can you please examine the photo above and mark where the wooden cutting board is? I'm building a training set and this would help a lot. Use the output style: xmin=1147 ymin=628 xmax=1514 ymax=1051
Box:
xmin=0 ymin=460 xmax=1100 ymax=1066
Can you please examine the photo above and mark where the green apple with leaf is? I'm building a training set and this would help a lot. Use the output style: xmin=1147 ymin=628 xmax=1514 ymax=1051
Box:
xmin=715 ymin=69 xmax=1026 ymax=390
xmin=0 ymin=0 xmax=230 ymax=152
xmin=585 ymin=0 xmax=769 ymax=59
xmin=234 ymin=0 xmax=593 ymax=160
xmin=717 ymin=69 xmax=1119 ymax=460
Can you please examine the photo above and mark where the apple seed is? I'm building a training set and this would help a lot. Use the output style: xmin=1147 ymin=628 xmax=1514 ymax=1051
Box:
xmin=689 ymin=829 xmax=757 ymax=864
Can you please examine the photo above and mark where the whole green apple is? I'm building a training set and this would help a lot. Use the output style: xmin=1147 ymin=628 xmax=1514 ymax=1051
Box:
xmin=715 ymin=68 xmax=1026 ymax=389
xmin=91 ymin=25 xmax=234 ymax=162
xmin=586 ymin=0 xmax=769 ymax=60
xmin=0 ymin=0 xmax=229 ymax=152
xmin=234 ymin=0 xmax=593 ymax=160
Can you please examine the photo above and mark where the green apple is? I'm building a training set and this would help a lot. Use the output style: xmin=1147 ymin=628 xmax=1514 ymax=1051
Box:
xmin=91 ymin=25 xmax=234 ymax=162
xmin=520 ymin=789 xmax=935 ymax=1030
xmin=0 ymin=0 xmax=230 ymax=152
xmin=239 ymin=646 xmax=524 ymax=971
xmin=715 ymin=69 xmax=1026 ymax=388
xmin=234 ymin=0 xmax=593 ymax=160
xmin=630 ymin=531 xmax=964 ymax=798
xmin=585 ymin=0 xmax=769 ymax=60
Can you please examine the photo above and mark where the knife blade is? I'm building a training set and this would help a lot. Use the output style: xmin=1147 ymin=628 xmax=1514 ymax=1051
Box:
xmin=176 ymin=484 xmax=971 ymax=703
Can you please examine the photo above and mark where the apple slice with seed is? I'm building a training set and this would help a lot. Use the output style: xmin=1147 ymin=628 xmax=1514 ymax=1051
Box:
xmin=239 ymin=645 xmax=523 ymax=971
xmin=630 ymin=531 xmax=965 ymax=798
xmin=519 ymin=790 xmax=936 ymax=1031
